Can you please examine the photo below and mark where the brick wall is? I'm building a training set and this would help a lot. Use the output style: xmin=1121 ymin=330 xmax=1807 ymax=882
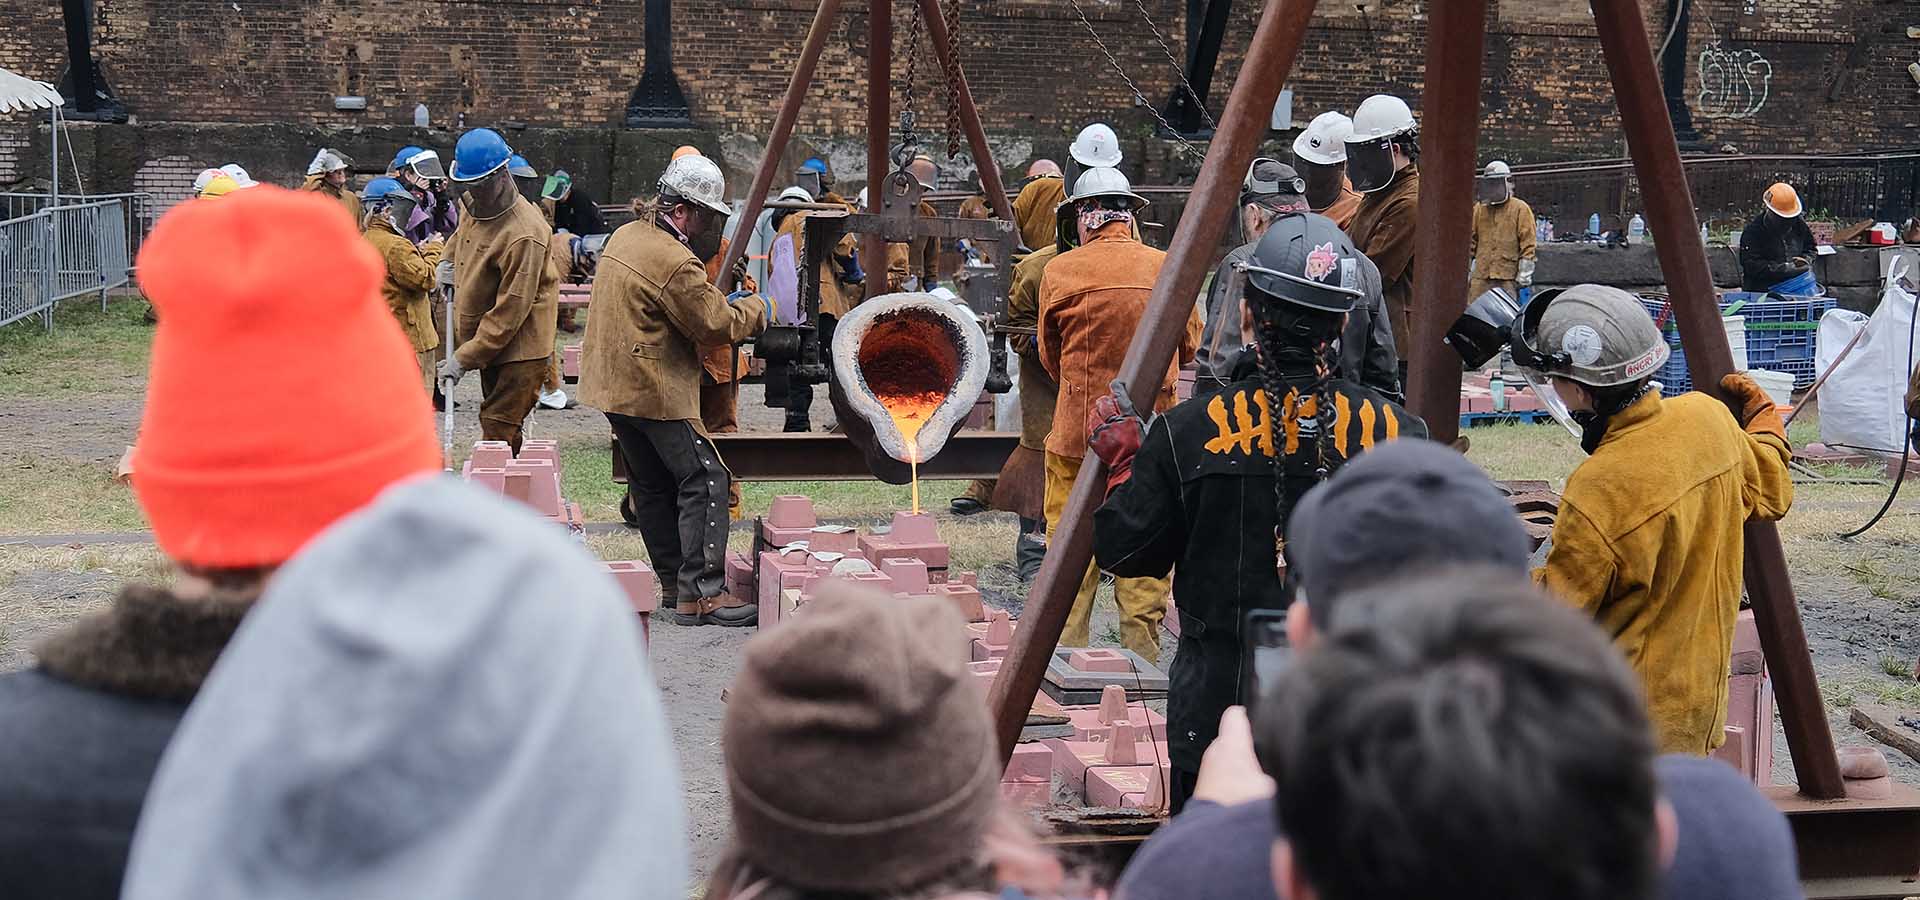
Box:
xmin=2 ymin=0 xmax=1914 ymax=196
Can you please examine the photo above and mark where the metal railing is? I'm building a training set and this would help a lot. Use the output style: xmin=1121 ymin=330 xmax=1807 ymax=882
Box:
xmin=1 ymin=192 xmax=157 ymax=258
xmin=0 ymin=199 xmax=134 ymax=330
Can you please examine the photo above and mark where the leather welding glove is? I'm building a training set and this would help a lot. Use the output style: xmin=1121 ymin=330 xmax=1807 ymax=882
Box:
xmin=1518 ymin=258 xmax=1536 ymax=287
xmin=1720 ymin=373 xmax=1786 ymax=443
xmin=1087 ymin=380 xmax=1146 ymax=495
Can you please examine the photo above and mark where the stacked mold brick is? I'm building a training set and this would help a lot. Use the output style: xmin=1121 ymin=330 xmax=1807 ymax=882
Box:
xmin=460 ymin=439 xmax=583 ymax=534
xmin=739 ymin=496 xmax=979 ymax=629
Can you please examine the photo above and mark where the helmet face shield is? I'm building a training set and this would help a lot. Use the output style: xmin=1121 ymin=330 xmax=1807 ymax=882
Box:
xmin=1345 ymin=135 xmax=1401 ymax=193
xmin=1445 ymin=286 xmax=1521 ymax=369
xmin=407 ymin=151 xmax=447 ymax=182
xmin=1476 ymin=175 xmax=1512 ymax=205
xmin=1518 ymin=367 xmax=1584 ymax=439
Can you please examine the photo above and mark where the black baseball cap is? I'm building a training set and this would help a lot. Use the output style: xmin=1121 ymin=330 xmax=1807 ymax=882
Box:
xmin=1286 ymin=440 xmax=1530 ymax=628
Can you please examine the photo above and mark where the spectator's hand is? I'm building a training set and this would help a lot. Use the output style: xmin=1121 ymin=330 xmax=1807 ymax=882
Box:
xmin=437 ymin=357 xmax=466 ymax=389
xmin=1192 ymin=707 xmax=1275 ymax=807
xmin=1087 ymin=381 xmax=1145 ymax=492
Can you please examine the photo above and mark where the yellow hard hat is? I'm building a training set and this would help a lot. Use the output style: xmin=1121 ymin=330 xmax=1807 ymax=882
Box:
xmin=198 ymin=173 xmax=241 ymax=199
xmin=1764 ymin=182 xmax=1802 ymax=218
xmin=671 ymin=145 xmax=702 ymax=161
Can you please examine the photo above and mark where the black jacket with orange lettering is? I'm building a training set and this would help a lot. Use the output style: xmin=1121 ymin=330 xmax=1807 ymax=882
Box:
xmin=1093 ymin=362 xmax=1426 ymax=773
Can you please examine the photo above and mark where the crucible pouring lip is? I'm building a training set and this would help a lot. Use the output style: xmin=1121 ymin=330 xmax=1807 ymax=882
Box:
xmin=830 ymin=292 xmax=991 ymax=466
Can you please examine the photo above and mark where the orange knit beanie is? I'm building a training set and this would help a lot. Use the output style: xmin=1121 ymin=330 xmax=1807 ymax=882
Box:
xmin=133 ymin=186 xmax=440 ymax=569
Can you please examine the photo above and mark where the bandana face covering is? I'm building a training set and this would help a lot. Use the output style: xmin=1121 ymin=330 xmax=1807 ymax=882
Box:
xmin=1077 ymin=206 xmax=1134 ymax=236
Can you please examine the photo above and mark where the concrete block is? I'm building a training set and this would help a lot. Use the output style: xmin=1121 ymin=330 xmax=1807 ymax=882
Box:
xmin=933 ymin=583 xmax=986 ymax=623
xmin=767 ymin=495 xmax=817 ymax=529
xmin=467 ymin=466 xmax=507 ymax=493
xmin=807 ymin=525 xmax=859 ymax=554
xmin=878 ymin=557 xmax=930 ymax=596
xmin=1068 ymin=649 xmax=1134 ymax=673
xmin=1004 ymin=742 xmax=1053 ymax=783
xmin=470 ymin=440 xmax=513 ymax=470
xmin=602 ymin=560 xmax=659 ymax=614
xmin=503 ymin=459 xmax=562 ymax=517
xmin=844 ymin=569 xmax=896 ymax=594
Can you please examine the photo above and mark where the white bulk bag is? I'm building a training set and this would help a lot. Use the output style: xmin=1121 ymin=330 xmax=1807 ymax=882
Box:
xmin=1816 ymin=270 xmax=1918 ymax=455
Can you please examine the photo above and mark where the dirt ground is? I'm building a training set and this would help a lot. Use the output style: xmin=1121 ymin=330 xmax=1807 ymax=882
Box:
xmin=4 ymin=308 xmax=1920 ymax=886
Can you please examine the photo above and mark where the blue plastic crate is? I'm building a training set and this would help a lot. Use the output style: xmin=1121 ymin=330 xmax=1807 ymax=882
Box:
xmin=1636 ymin=293 xmax=1834 ymax=392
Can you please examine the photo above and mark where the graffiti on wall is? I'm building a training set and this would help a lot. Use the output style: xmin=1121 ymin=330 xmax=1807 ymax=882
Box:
xmin=1697 ymin=43 xmax=1773 ymax=119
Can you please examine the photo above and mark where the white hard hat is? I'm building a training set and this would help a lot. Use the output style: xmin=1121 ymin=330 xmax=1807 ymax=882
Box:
xmin=306 ymin=148 xmax=350 ymax=176
xmin=1067 ymin=166 xmax=1147 ymax=210
xmin=778 ymin=185 xmax=815 ymax=204
xmin=1483 ymin=160 xmax=1512 ymax=178
xmin=658 ymin=153 xmax=731 ymax=216
xmin=220 ymin=163 xmax=257 ymax=188
xmin=192 ymin=168 xmax=222 ymax=192
xmin=1070 ymin=123 xmax=1123 ymax=168
xmin=1292 ymin=111 xmax=1353 ymax=166
xmin=1347 ymin=95 xmax=1417 ymax=144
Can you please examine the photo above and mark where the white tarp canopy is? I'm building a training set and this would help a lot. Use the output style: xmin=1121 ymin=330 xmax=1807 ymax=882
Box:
xmin=0 ymin=68 xmax=63 ymax=113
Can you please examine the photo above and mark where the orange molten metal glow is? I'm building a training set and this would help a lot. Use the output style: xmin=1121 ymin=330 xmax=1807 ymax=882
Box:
xmin=860 ymin=311 xmax=960 ymax=516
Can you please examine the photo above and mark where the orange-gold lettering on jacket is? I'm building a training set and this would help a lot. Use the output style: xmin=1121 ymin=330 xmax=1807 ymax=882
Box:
xmin=578 ymin=217 xmax=768 ymax=423
xmin=1037 ymin=224 xmax=1201 ymax=459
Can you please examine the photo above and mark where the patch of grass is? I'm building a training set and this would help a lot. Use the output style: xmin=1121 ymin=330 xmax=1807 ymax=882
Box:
xmin=1462 ymin=421 xmax=1586 ymax=488
xmin=1881 ymin=652 xmax=1914 ymax=679
xmin=1823 ymin=675 xmax=1920 ymax=710
xmin=0 ymin=294 xmax=152 ymax=398
xmin=0 ymin=456 xmax=147 ymax=535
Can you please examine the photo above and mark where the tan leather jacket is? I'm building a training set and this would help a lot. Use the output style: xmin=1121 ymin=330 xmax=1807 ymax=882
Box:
xmin=450 ymin=195 xmax=559 ymax=370
xmin=1037 ymin=226 xmax=1200 ymax=458
xmin=1013 ymin=176 xmax=1066 ymax=251
xmin=1470 ymin=196 xmax=1538 ymax=281
xmin=363 ymin=219 xmax=442 ymax=353
xmin=579 ymin=218 xmax=768 ymax=422
xmin=1348 ymin=167 xmax=1419 ymax=362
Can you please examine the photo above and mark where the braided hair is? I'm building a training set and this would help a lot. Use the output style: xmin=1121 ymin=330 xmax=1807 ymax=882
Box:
xmin=1249 ymin=287 xmax=1347 ymax=550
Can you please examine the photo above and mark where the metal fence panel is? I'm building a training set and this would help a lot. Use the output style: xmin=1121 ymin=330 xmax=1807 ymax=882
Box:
xmin=0 ymin=199 xmax=132 ymax=330
xmin=0 ymin=211 xmax=54 ymax=329
xmin=1 ymin=192 xmax=156 ymax=258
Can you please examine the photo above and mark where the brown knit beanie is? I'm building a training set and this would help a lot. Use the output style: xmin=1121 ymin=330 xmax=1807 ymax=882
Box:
xmin=723 ymin=582 xmax=1002 ymax=893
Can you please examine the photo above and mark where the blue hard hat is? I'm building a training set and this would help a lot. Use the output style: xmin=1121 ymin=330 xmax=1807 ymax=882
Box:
xmin=450 ymin=128 xmax=513 ymax=182
xmin=507 ymin=154 xmax=537 ymax=178
xmin=799 ymin=157 xmax=829 ymax=175
xmin=390 ymin=145 xmax=425 ymax=172
xmin=360 ymin=176 xmax=412 ymax=202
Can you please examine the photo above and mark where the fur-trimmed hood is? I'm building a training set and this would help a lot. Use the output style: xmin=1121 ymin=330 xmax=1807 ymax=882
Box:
xmin=36 ymin=582 xmax=255 ymax=703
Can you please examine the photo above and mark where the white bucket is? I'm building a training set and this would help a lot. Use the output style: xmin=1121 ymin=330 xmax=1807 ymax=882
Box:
xmin=1745 ymin=368 xmax=1794 ymax=409
xmin=1722 ymin=315 xmax=1748 ymax=371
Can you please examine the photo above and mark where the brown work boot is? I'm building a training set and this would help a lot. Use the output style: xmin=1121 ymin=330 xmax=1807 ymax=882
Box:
xmin=672 ymin=598 xmax=705 ymax=627
xmin=701 ymin=592 xmax=758 ymax=628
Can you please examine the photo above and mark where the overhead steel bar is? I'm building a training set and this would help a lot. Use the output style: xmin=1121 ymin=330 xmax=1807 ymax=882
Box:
xmin=916 ymin=0 xmax=1016 ymax=224
xmin=1404 ymin=0 xmax=1488 ymax=447
xmin=863 ymin=1 xmax=892 ymax=301
xmin=987 ymin=0 xmax=1323 ymax=762
xmin=1590 ymin=0 xmax=1846 ymax=799
xmin=713 ymin=0 xmax=845 ymax=289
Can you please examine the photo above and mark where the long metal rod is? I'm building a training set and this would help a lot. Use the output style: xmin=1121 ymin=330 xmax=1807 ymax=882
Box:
xmin=1404 ymin=0 xmax=1487 ymax=447
xmin=864 ymin=0 xmax=892 ymax=300
xmin=1591 ymin=0 xmax=1846 ymax=800
xmin=916 ymin=0 xmax=1015 ymax=224
xmin=988 ymin=0 xmax=1322 ymax=761
xmin=713 ymin=0 xmax=844 ymax=288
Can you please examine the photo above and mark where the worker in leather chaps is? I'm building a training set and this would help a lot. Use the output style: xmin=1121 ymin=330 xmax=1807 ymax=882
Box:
xmin=1089 ymin=213 xmax=1426 ymax=814
xmin=579 ymin=155 xmax=769 ymax=626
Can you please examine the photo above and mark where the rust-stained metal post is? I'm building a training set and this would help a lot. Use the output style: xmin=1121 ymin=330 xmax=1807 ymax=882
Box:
xmin=988 ymin=0 xmax=1322 ymax=761
xmin=864 ymin=0 xmax=893 ymax=300
xmin=1591 ymin=0 xmax=1846 ymax=800
xmin=1404 ymin=0 xmax=1487 ymax=447
xmin=714 ymin=0 xmax=844 ymax=288
xmin=917 ymin=0 xmax=1015 ymax=224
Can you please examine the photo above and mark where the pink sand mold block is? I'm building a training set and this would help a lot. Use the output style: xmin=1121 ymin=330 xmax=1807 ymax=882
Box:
xmin=467 ymin=467 xmax=507 ymax=493
xmin=859 ymin=511 xmax=950 ymax=569
xmin=504 ymin=458 xmax=563 ymax=517
xmin=757 ymin=550 xmax=815 ymax=611
xmin=1004 ymin=742 xmax=1053 ymax=784
xmin=1086 ymin=764 xmax=1167 ymax=814
xmin=1045 ymin=722 xmax=1171 ymax=794
xmin=808 ymin=525 xmax=859 ymax=554
xmin=1068 ymin=648 xmax=1134 ymax=673
xmin=469 ymin=440 xmax=512 ymax=470
xmin=1068 ymin=684 xmax=1168 ymax=741
xmin=878 ymin=557 xmax=930 ymax=596
xmin=933 ymin=582 xmax=986 ymax=623
xmin=601 ymin=560 xmax=659 ymax=614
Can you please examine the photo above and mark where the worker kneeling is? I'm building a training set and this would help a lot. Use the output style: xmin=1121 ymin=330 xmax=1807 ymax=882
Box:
xmin=1090 ymin=212 xmax=1425 ymax=813
xmin=1455 ymin=285 xmax=1794 ymax=754
xmin=580 ymin=155 xmax=770 ymax=626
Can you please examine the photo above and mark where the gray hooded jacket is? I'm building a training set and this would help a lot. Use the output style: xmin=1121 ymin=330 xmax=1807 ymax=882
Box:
xmin=121 ymin=476 xmax=686 ymax=900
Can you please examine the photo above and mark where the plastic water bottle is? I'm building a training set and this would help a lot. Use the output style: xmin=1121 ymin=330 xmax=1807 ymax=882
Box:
xmin=1541 ymin=219 xmax=1554 ymax=242
xmin=1588 ymin=212 xmax=1602 ymax=238
xmin=414 ymin=103 xmax=430 ymax=127
xmin=1628 ymin=214 xmax=1646 ymax=245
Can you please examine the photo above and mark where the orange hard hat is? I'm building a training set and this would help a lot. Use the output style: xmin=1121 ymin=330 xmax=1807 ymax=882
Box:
xmin=1764 ymin=182 xmax=1802 ymax=218
xmin=672 ymin=145 xmax=702 ymax=161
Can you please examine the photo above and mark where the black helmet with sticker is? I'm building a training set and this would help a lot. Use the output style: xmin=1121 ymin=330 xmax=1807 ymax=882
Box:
xmin=1243 ymin=212 xmax=1365 ymax=314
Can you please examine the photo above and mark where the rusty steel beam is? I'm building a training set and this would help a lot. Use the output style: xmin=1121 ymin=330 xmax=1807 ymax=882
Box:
xmin=1405 ymin=0 xmax=1487 ymax=447
xmin=917 ymin=0 xmax=1016 ymax=224
xmin=713 ymin=0 xmax=844 ymax=289
xmin=988 ymin=0 xmax=1323 ymax=762
xmin=1772 ymin=785 xmax=1920 ymax=888
xmin=1590 ymin=0 xmax=1846 ymax=800
xmin=863 ymin=1 xmax=892 ymax=301
xmin=710 ymin=432 xmax=1017 ymax=482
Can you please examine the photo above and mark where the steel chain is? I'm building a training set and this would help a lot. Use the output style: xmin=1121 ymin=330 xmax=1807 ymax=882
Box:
xmin=1065 ymin=0 xmax=1208 ymax=158
xmin=942 ymin=0 xmax=964 ymax=160
xmin=897 ymin=0 xmax=925 ymax=170
xmin=1133 ymin=0 xmax=1218 ymax=132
